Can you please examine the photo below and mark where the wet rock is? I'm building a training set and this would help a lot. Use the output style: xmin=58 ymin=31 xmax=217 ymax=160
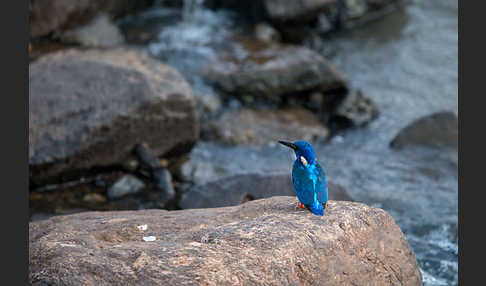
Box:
xmin=263 ymin=0 xmax=336 ymax=23
xmin=254 ymin=22 xmax=281 ymax=43
xmin=152 ymin=168 xmax=176 ymax=204
xmin=203 ymin=107 xmax=329 ymax=145
xmin=207 ymin=0 xmax=403 ymax=34
xmin=194 ymin=91 xmax=223 ymax=123
xmin=29 ymin=197 xmax=422 ymax=285
xmin=107 ymin=175 xmax=145 ymax=200
xmin=333 ymin=0 xmax=404 ymax=27
xmin=330 ymin=89 xmax=379 ymax=129
xmin=390 ymin=111 xmax=458 ymax=150
xmin=179 ymin=171 xmax=353 ymax=209
xmin=203 ymin=39 xmax=347 ymax=102
xmin=58 ymin=14 xmax=124 ymax=48
xmin=178 ymin=158 xmax=225 ymax=186
xmin=29 ymin=0 xmax=154 ymax=38
xmin=135 ymin=144 xmax=161 ymax=171
xmin=29 ymin=49 xmax=198 ymax=185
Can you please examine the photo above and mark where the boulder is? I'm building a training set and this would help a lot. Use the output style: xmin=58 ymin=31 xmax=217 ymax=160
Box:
xmin=203 ymin=39 xmax=347 ymax=102
xmin=29 ymin=0 xmax=154 ymax=38
xmin=29 ymin=49 xmax=199 ymax=185
xmin=29 ymin=197 xmax=422 ymax=285
xmin=179 ymin=171 xmax=353 ymax=209
xmin=390 ymin=111 xmax=458 ymax=150
xmin=202 ymin=107 xmax=329 ymax=145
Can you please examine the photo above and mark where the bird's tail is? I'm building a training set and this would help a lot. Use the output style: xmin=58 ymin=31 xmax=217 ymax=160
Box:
xmin=310 ymin=202 xmax=324 ymax=216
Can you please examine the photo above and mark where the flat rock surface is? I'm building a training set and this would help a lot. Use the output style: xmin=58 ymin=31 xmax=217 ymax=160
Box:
xmin=29 ymin=48 xmax=198 ymax=185
xmin=29 ymin=197 xmax=422 ymax=285
xmin=180 ymin=171 xmax=353 ymax=209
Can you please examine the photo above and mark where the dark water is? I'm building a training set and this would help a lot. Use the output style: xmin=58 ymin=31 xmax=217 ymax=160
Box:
xmin=121 ymin=0 xmax=458 ymax=284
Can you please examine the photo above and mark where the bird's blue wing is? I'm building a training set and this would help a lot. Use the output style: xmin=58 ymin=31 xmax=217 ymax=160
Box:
xmin=315 ymin=162 xmax=328 ymax=204
xmin=291 ymin=162 xmax=314 ymax=206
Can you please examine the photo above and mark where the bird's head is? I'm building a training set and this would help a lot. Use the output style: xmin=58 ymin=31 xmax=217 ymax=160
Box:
xmin=278 ymin=140 xmax=316 ymax=167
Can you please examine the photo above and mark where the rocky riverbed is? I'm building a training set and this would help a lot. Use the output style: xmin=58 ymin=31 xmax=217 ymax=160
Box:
xmin=29 ymin=0 xmax=457 ymax=285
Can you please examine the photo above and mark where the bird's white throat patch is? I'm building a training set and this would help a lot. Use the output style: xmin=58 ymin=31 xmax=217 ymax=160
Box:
xmin=300 ymin=156 xmax=308 ymax=166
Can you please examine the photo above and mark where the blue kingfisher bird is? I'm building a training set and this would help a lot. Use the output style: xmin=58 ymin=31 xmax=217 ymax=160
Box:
xmin=279 ymin=140 xmax=328 ymax=216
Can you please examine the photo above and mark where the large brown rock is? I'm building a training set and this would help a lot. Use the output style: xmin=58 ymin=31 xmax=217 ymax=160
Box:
xmin=29 ymin=49 xmax=198 ymax=185
xmin=29 ymin=197 xmax=422 ymax=285
xmin=29 ymin=0 xmax=154 ymax=38
xmin=203 ymin=39 xmax=347 ymax=101
xmin=202 ymin=107 xmax=329 ymax=145
xmin=179 ymin=171 xmax=353 ymax=209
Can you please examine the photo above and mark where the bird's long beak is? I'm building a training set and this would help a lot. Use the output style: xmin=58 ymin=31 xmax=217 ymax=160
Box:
xmin=278 ymin=140 xmax=297 ymax=150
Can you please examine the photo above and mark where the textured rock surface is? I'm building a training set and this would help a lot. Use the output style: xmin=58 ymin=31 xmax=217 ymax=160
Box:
xmin=203 ymin=107 xmax=329 ymax=145
xmin=29 ymin=197 xmax=422 ymax=285
xmin=179 ymin=171 xmax=353 ymax=209
xmin=29 ymin=48 xmax=198 ymax=185
xmin=29 ymin=0 xmax=154 ymax=38
xmin=331 ymin=89 xmax=379 ymax=129
xmin=390 ymin=111 xmax=458 ymax=150
xmin=204 ymin=39 xmax=347 ymax=100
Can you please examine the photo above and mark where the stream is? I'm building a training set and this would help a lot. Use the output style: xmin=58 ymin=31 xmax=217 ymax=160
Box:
xmin=120 ymin=0 xmax=458 ymax=284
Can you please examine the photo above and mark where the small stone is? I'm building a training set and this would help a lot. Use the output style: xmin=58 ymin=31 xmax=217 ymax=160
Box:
xmin=332 ymin=89 xmax=379 ymax=129
xmin=137 ymin=224 xmax=148 ymax=231
xmin=135 ymin=144 xmax=161 ymax=170
xmin=122 ymin=159 xmax=139 ymax=172
xmin=153 ymin=168 xmax=176 ymax=205
xmin=255 ymin=22 xmax=281 ymax=43
xmin=107 ymin=175 xmax=145 ymax=200
xmin=143 ymin=236 xmax=156 ymax=242
xmin=160 ymin=159 xmax=169 ymax=168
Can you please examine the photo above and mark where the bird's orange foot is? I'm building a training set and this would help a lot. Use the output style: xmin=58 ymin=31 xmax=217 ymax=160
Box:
xmin=298 ymin=202 xmax=305 ymax=209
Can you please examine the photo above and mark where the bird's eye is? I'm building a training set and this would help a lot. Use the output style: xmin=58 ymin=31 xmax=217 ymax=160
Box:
xmin=300 ymin=156 xmax=308 ymax=166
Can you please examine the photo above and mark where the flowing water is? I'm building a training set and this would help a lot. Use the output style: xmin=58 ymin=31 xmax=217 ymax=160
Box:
xmin=120 ymin=0 xmax=458 ymax=284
